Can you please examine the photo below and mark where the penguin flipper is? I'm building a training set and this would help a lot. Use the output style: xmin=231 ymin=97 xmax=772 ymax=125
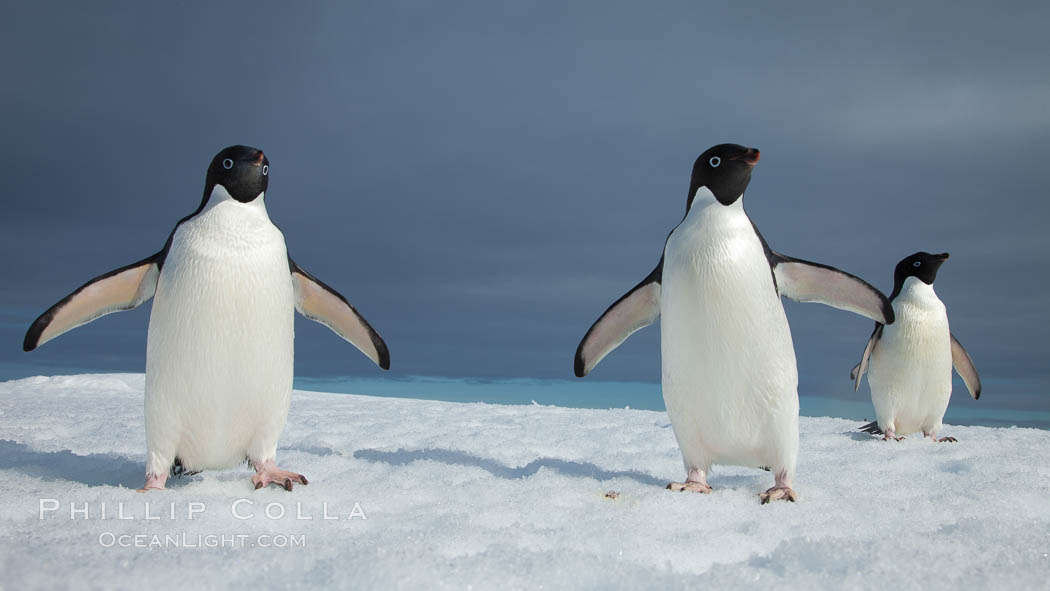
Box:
xmin=770 ymin=253 xmax=894 ymax=324
xmin=23 ymin=255 xmax=161 ymax=351
xmin=851 ymin=324 xmax=883 ymax=391
xmin=950 ymin=333 xmax=981 ymax=400
xmin=289 ymin=259 xmax=390 ymax=370
xmin=574 ymin=258 xmax=662 ymax=377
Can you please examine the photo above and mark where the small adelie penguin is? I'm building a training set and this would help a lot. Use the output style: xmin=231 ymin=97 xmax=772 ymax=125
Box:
xmin=24 ymin=145 xmax=390 ymax=491
xmin=574 ymin=144 xmax=893 ymax=503
xmin=850 ymin=252 xmax=981 ymax=441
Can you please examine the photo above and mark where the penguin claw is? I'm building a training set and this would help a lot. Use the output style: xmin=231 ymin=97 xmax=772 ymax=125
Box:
xmin=250 ymin=460 xmax=308 ymax=491
xmin=936 ymin=436 xmax=958 ymax=443
xmin=666 ymin=481 xmax=712 ymax=493
xmin=759 ymin=486 xmax=797 ymax=504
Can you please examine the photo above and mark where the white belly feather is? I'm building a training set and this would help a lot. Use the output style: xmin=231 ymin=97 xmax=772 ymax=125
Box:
xmin=868 ymin=278 xmax=952 ymax=435
xmin=660 ymin=192 xmax=798 ymax=473
xmin=144 ymin=193 xmax=294 ymax=472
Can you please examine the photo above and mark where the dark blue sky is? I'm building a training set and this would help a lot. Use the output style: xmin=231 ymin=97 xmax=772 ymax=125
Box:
xmin=2 ymin=2 xmax=1047 ymax=414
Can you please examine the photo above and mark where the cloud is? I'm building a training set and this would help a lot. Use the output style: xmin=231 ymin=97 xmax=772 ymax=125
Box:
xmin=829 ymin=77 xmax=1050 ymax=143
xmin=1 ymin=0 xmax=1047 ymax=409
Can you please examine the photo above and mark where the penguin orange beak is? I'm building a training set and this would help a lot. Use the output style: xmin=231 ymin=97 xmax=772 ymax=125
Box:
xmin=732 ymin=148 xmax=761 ymax=167
xmin=937 ymin=253 xmax=950 ymax=261
xmin=250 ymin=150 xmax=265 ymax=165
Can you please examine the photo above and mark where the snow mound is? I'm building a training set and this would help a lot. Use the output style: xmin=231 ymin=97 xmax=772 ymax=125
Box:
xmin=1 ymin=374 xmax=1048 ymax=589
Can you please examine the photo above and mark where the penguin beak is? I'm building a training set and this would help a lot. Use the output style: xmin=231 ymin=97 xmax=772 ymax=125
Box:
xmin=731 ymin=148 xmax=761 ymax=167
xmin=928 ymin=253 xmax=950 ymax=274
xmin=250 ymin=150 xmax=265 ymax=166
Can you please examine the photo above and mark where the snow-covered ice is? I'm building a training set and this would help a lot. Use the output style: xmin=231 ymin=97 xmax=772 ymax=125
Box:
xmin=1 ymin=374 xmax=1048 ymax=589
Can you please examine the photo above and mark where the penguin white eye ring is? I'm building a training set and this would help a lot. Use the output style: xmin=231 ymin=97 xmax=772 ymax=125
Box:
xmin=222 ymin=158 xmax=234 ymax=170
xmin=262 ymin=164 xmax=268 ymax=176
xmin=709 ymin=156 xmax=721 ymax=168
xmin=913 ymin=261 xmax=922 ymax=267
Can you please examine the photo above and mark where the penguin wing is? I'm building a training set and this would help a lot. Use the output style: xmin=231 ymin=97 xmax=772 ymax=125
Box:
xmin=850 ymin=324 xmax=883 ymax=391
xmin=574 ymin=259 xmax=662 ymax=377
xmin=289 ymin=259 xmax=390 ymax=370
xmin=23 ymin=255 xmax=162 ymax=351
xmin=770 ymin=253 xmax=895 ymax=324
xmin=950 ymin=333 xmax=981 ymax=400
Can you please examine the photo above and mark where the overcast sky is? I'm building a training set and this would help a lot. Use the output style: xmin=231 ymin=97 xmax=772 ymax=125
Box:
xmin=1 ymin=2 xmax=1047 ymax=413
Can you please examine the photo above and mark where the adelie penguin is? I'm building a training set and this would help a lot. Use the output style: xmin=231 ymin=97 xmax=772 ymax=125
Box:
xmin=574 ymin=144 xmax=893 ymax=503
xmin=850 ymin=252 xmax=981 ymax=442
xmin=23 ymin=145 xmax=391 ymax=491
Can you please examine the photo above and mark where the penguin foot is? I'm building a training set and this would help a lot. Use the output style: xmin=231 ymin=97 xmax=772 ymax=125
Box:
xmin=760 ymin=469 xmax=796 ymax=504
xmin=136 ymin=472 xmax=168 ymax=492
xmin=251 ymin=460 xmax=308 ymax=491
xmin=759 ymin=486 xmax=797 ymax=504
xmin=666 ymin=481 xmax=712 ymax=493
xmin=924 ymin=431 xmax=957 ymax=443
xmin=667 ymin=468 xmax=711 ymax=493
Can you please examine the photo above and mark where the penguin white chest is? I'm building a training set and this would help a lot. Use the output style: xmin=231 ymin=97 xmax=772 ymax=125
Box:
xmin=144 ymin=193 xmax=295 ymax=471
xmin=660 ymin=194 xmax=798 ymax=469
xmin=868 ymin=278 xmax=952 ymax=434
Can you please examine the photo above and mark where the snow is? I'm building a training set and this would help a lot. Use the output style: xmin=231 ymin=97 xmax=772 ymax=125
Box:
xmin=1 ymin=374 xmax=1048 ymax=590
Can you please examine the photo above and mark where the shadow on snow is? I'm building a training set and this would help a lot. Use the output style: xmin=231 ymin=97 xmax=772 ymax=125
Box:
xmin=0 ymin=439 xmax=170 ymax=489
xmin=353 ymin=447 xmax=669 ymax=487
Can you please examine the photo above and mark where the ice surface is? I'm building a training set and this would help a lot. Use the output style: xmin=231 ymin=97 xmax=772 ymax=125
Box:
xmin=1 ymin=374 xmax=1048 ymax=589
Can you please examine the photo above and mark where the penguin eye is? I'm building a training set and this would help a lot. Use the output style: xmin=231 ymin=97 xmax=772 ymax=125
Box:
xmin=262 ymin=165 xmax=268 ymax=176
xmin=222 ymin=158 xmax=234 ymax=170
xmin=913 ymin=261 xmax=922 ymax=268
xmin=709 ymin=156 xmax=721 ymax=168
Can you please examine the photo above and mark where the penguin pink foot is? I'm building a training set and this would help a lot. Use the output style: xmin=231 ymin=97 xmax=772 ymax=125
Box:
xmin=925 ymin=432 xmax=957 ymax=443
xmin=251 ymin=459 xmax=308 ymax=491
xmin=883 ymin=427 xmax=905 ymax=441
xmin=759 ymin=470 xmax=797 ymax=504
xmin=667 ymin=468 xmax=712 ymax=493
xmin=137 ymin=472 xmax=167 ymax=492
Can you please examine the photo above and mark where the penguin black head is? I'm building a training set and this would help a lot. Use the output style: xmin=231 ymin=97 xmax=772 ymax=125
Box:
xmin=892 ymin=251 xmax=950 ymax=297
xmin=203 ymin=145 xmax=269 ymax=204
xmin=687 ymin=144 xmax=761 ymax=209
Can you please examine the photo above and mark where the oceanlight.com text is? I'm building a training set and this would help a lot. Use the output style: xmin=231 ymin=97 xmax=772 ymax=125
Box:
xmin=98 ymin=532 xmax=306 ymax=549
